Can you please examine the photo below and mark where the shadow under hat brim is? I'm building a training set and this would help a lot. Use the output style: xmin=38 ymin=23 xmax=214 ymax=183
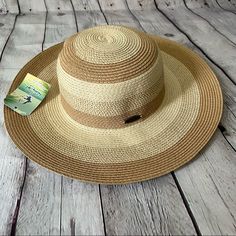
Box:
xmin=4 ymin=36 xmax=223 ymax=184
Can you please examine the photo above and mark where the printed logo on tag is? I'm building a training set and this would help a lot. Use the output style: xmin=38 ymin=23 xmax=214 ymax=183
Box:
xmin=4 ymin=73 xmax=51 ymax=116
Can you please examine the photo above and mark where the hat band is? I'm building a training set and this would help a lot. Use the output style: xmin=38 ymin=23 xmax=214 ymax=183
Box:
xmin=60 ymin=88 xmax=165 ymax=129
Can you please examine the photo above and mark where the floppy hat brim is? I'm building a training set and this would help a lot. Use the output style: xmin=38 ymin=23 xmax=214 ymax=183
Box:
xmin=4 ymin=36 xmax=223 ymax=184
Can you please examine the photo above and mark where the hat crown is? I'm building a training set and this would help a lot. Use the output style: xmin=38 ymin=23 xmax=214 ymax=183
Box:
xmin=57 ymin=25 xmax=165 ymax=128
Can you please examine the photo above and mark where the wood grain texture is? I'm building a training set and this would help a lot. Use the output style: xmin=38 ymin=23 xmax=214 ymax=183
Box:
xmin=0 ymin=0 xmax=18 ymax=14
xmin=71 ymin=0 xmax=101 ymax=11
xmin=43 ymin=0 xmax=77 ymax=49
xmin=0 ymin=69 xmax=26 ymax=235
xmin=44 ymin=1 xmax=105 ymax=235
xmin=0 ymin=13 xmax=46 ymax=69
xmin=0 ymin=0 xmax=8 ymax=14
xmin=98 ymin=0 xmax=143 ymax=28
xmin=0 ymin=3 xmax=21 ymax=235
xmin=16 ymin=166 xmax=61 ymax=235
xmin=0 ymin=14 xmax=17 ymax=59
xmin=18 ymin=0 xmax=46 ymax=13
xmin=71 ymin=0 xmax=106 ymax=30
xmin=98 ymin=0 xmax=127 ymax=10
xmin=185 ymin=0 xmax=236 ymax=44
xmin=61 ymin=179 xmax=104 ymax=235
xmin=156 ymin=0 xmax=236 ymax=84
xmin=175 ymin=130 xmax=236 ymax=235
xmin=44 ymin=0 xmax=73 ymax=12
xmin=185 ymin=0 xmax=221 ymax=8
xmin=1 ymin=2 xmax=62 ymax=234
xmin=124 ymin=0 xmax=155 ymax=10
xmin=98 ymin=1 xmax=197 ymax=235
xmin=101 ymin=177 xmax=196 ymax=235
xmin=217 ymin=0 xmax=236 ymax=12
xmin=126 ymin=1 xmax=236 ymax=234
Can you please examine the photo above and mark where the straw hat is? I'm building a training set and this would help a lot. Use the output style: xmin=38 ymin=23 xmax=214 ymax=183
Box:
xmin=4 ymin=25 xmax=223 ymax=184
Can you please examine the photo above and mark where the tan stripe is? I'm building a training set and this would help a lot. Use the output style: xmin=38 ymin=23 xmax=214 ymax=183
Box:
xmin=57 ymin=52 xmax=163 ymax=102
xmin=58 ymin=29 xmax=158 ymax=83
xmin=60 ymin=88 xmax=165 ymax=128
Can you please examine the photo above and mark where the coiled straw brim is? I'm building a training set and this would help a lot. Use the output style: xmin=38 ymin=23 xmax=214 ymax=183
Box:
xmin=4 ymin=36 xmax=223 ymax=184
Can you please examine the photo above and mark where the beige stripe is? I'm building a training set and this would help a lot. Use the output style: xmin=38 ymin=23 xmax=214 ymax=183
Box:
xmin=74 ymin=25 xmax=142 ymax=64
xmin=57 ymin=52 xmax=163 ymax=102
xmin=60 ymin=77 xmax=164 ymax=116
xmin=60 ymin=88 xmax=165 ymax=128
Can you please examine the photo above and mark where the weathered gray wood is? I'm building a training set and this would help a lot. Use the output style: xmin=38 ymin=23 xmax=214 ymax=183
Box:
xmin=0 ymin=2 xmax=22 ymax=234
xmin=61 ymin=179 xmax=104 ymax=235
xmin=221 ymin=109 xmax=236 ymax=148
xmin=0 ymin=1 xmax=61 ymax=235
xmin=43 ymin=0 xmax=77 ymax=49
xmin=71 ymin=0 xmax=101 ymax=11
xmin=16 ymin=167 xmax=61 ymax=235
xmin=217 ymin=0 xmax=236 ymax=12
xmin=0 ymin=0 xmax=18 ymax=14
xmin=98 ymin=0 xmax=127 ymax=10
xmin=126 ymin=1 xmax=236 ymax=234
xmin=44 ymin=1 xmax=105 ymax=235
xmin=0 ymin=0 xmax=7 ymax=14
xmin=44 ymin=0 xmax=73 ymax=12
xmin=156 ymin=0 xmax=236 ymax=84
xmin=156 ymin=0 xmax=185 ymax=9
xmin=175 ymin=130 xmax=236 ymax=235
xmin=4 ymin=6 xmax=62 ymax=235
xmin=0 ymin=0 xmax=8 ymax=14
xmin=185 ymin=0 xmax=236 ymax=44
xmin=0 ymin=14 xmax=17 ymax=58
xmin=185 ymin=0 xmax=220 ymax=8
xmin=98 ymin=1 xmax=197 ymax=235
xmin=98 ymin=0 xmax=142 ymax=28
xmin=71 ymin=0 xmax=106 ymax=30
xmin=0 ymin=13 xmax=46 ymax=69
xmin=101 ymin=176 xmax=196 ymax=235
xmin=126 ymin=0 xmax=189 ymax=43
xmin=122 ymin=0 xmax=155 ymax=10
xmin=18 ymin=0 xmax=46 ymax=13
xmin=0 ymin=69 xmax=26 ymax=235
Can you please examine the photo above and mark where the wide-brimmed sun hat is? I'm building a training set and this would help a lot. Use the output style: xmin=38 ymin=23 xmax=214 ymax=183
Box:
xmin=4 ymin=25 xmax=223 ymax=184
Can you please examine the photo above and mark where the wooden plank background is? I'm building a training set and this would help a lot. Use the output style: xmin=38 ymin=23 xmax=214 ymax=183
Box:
xmin=0 ymin=0 xmax=235 ymax=235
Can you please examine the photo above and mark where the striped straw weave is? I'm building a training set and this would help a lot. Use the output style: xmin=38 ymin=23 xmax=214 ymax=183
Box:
xmin=57 ymin=25 xmax=165 ymax=128
xmin=4 ymin=25 xmax=223 ymax=184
